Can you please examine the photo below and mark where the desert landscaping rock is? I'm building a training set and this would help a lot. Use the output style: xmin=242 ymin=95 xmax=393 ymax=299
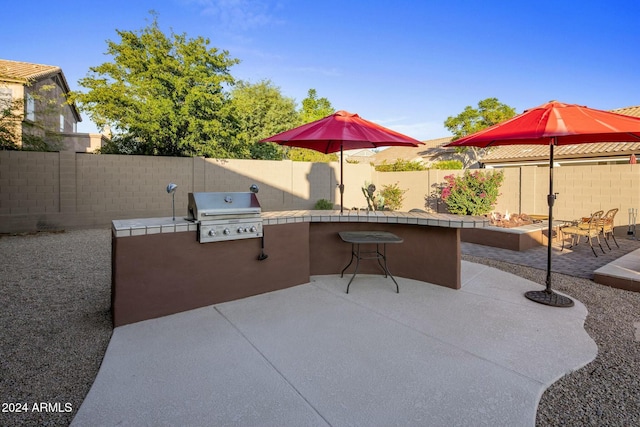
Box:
xmin=0 ymin=229 xmax=112 ymax=427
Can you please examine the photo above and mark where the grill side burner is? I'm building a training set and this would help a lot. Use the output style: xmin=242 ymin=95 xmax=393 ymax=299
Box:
xmin=187 ymin=192 xmax=263 ymax=243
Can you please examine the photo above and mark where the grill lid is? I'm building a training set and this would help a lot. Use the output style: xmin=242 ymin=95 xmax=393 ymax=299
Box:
xmin=187 ymin=192 xmax=261 ymax=221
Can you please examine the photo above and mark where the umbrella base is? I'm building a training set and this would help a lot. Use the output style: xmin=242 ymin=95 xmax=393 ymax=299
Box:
xmin=524 ymin=290 xmax=574 ymax=307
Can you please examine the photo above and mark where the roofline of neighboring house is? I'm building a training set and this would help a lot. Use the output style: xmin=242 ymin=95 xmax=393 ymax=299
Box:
xmin=55 ymin=71 xmax=82 ymax=123
xmin=1 ymin=76 xmax=29 ymax=85
xmin=484 ymin=154 xmax=636 ymax=168
xmin=28 ymin=68 xmax=63 ymax=83
xmin=482 ymin=147 xmax=639 ymax=164
xmin=1 ymin=62 xmax=82 ymax=123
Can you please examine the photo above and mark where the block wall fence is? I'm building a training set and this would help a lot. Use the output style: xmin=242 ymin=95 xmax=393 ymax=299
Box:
xmin=1 ymin=151 xmax=639 ymax=234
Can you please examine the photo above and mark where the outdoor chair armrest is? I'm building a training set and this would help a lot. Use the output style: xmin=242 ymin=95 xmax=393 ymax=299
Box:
xmin=562 ymin=225 xmax=598 ymax=237
xmin=577 ymin=220 xmax=591 ymax=230
xmin=560 ymin=220 xmax=579 ymax=229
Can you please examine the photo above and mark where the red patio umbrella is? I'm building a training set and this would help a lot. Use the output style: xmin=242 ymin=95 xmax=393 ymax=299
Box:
xmin=261 ymin=110 xmax=422 ymax=212
xmin=446 ymin=101 xmax=640 ymax=307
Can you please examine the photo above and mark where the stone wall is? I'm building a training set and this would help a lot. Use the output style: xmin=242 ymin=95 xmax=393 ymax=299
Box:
xmin=1 ymin=151 xmax=638 ymax=233
xmin=0 ymin=152 xmax=372 ymax=233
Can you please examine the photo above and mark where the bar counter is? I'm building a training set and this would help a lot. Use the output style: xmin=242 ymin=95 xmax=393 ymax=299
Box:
xmin=111 ymin=210 xmax=488 ymax=326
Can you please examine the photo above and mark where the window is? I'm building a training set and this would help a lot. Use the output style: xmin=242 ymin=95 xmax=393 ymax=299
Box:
xmin=60 ymin=114 xmax=65 ymax=132
xmin=26 ymin=93 xmax=35 ymax=121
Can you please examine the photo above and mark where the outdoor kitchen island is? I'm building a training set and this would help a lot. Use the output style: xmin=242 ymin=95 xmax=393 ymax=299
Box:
xmin=111 ymin=210 xmax=488 ymax=326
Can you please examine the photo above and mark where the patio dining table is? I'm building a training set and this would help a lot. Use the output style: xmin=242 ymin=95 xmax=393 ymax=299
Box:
xmin=339 ymin=230 xmax=403 ymax=293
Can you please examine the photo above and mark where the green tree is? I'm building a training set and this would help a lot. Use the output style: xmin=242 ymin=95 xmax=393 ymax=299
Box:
xmin=230 ymin=80 xmax=300 ymax=160
xmin=287 ymin=147 xmax=338 ymax=162
xmin=0 ymin=94 xmax=22 ymax=150
xmin=444 ymin=98 xmax=516 ymax=167
xmin=71 ymin=13 xmax=240 ymax=157
xmin=286 ymin=88 xmax=336 ymax=162
xmin=300 ymin=88 xmax=334 ymax=123
xmin=445 ymin=97 xmax=516 ymax=140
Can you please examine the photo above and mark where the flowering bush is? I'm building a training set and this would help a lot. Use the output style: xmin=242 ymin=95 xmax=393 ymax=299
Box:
xmin=439 ymin=170 xmax=504 ymax=215
xmin=379 ymin=182 xmax=407 ymax=211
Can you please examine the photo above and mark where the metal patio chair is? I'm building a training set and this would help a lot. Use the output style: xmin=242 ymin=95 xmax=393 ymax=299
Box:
xmin=561 ymin=210 xmax=606 ymax=257
xmin=600 ymin=208 xmax=620 ymax=250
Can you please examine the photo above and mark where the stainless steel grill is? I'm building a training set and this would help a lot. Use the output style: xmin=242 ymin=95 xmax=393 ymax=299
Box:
xmin=187 ymin=192 xmax=263 ymax=243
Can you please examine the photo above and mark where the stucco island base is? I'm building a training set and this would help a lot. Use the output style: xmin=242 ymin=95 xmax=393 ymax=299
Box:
xmin=111 ymin=211 xmax=487 ymax=326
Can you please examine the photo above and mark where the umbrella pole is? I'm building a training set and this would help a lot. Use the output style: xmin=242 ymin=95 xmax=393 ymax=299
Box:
xmin=339 ymin=144 xmax=344 ymax=214
xmin=545 ymin=141 xmax=554 ymax=291
xmin=524 ymin=138 xmax=574 ymax=307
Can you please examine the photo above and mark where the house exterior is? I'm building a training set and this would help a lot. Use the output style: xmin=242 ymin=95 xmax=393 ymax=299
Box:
xmin=370 ymin=106 xmax=640 ymax=169
xmin=0 ymin=59 xmax=106 ymax=152
xmin=369 ymin=136 xmax=457 ymax=167
xmin=343 ymin=148 xmax=377 ymax=164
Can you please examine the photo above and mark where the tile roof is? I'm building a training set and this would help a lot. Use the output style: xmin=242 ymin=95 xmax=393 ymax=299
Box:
xmin=370 ymin=136 xmax=453 ymax=164
xmin=480 ymin=142 xmax=640 ymax=162
xmin=481 ymin=106 xmax=640 ymax=163
xmin=0 ymin=59 xmax=80 ymax=122
xmin=0 ymin=59 xmax=61 ymax=83
xmin=611 ymin=105 xmax=640 ymax=117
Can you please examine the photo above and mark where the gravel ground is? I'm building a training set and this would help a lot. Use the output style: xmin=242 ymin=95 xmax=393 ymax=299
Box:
xmin=0 ymin=229 xmax=638 ymax=426
xmin=0 ymin=229 xmax=112 ymax=427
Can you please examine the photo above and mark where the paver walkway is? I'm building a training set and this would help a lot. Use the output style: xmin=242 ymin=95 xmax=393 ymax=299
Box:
xmin=462 ymin=235 xmax=640 ymax=279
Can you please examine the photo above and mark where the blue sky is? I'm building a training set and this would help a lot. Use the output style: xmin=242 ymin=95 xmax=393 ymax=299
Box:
xmin=2 ymin=0 xmax=639 ymax=140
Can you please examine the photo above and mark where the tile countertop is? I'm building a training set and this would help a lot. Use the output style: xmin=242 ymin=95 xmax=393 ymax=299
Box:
xmin=112 ymin=211 xmax=489 ymax=238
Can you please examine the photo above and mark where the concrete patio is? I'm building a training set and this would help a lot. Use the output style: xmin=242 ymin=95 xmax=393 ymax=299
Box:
xmin=72 ymin=261 xmax=597 ymax=426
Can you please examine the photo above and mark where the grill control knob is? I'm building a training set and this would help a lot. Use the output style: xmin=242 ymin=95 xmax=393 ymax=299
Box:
xmin=208 ymin=229 xmax=216 ymax=237
xmin=223 ymin=228 xmax=230 ymax=235
xmin=249 ymin=226 xmax=257 ymax=233
xmin=237 ymin=227 xmax=244 ymax=233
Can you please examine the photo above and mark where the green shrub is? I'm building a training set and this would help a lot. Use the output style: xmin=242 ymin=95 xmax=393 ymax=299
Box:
xmin=430 ymin=160 xmax=463 ymax=170
xmin=287 ymin=147 xmax=338 ymax=162
xmin=379 ymin=182 xmax=407 ymax=211
xmin=375 ymin=159 xmax=426 ymax=172
xmin=439 ymin=170 xmax=504 ymax=215
xmin=314 ymin=199 xmax=334 ymax=210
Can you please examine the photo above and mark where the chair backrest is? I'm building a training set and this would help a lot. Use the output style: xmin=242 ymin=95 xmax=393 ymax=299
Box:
xmin=603 ymin=208 xmax=618 ymax=221
xmin=580 ymin=210 xmax=603 ymax=232
xmin=602 ymin=208 xmax=618 ymax=230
